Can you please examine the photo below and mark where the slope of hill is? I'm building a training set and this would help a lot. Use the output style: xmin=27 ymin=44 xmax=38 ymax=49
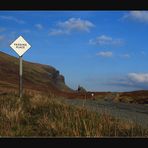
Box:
xmin=0 ymin=51 xmax=73 ymax=94
xmin=0 ymin=51 xmax=111 ymax=99
xmin=1 ymin=51 xmax=148 ymax=104
xmin=0 ymin=91 xmax=147 ymax=137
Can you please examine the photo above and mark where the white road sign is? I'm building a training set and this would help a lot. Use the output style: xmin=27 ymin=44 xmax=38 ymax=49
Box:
xmin=10 ymin=36 xmax=31 ymax=56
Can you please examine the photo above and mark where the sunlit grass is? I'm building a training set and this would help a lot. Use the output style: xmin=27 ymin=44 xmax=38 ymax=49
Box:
xmin=0 ymin=91 xmax=147 ymax=137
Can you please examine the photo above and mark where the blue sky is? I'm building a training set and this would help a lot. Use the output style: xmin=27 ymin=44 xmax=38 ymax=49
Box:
xmin=0 ymin=11 xmax=148 ymax=92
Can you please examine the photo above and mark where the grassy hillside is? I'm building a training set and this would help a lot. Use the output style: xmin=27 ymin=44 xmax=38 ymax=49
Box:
xmin=1 ymin=51 xmax=148 ymax=104
xmin=0 ymin=51 xmax=113 ymax=100
xmin=0 ymin=90 xmax=147 ymax=137
xmin=0 ymin=52 xmax=148 ymax=137
xmin=0 ymin=51 xmax=72 ymax=93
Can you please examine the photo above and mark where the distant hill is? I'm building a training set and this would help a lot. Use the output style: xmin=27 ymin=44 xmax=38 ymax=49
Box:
xmin=0 ymin=51 xmax=73 ymax=93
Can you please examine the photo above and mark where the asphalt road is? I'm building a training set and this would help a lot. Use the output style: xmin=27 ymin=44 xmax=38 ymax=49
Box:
xmin=60 ymin=98 xmax=148 ymax=128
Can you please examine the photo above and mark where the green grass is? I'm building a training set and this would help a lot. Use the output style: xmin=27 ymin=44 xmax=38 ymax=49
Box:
xmin=0 ymin=91 xmax=147 ymax=137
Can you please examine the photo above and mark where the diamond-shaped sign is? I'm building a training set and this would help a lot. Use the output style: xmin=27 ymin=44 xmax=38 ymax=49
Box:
xmin=10 ymin=36 xmax=31 ymax=56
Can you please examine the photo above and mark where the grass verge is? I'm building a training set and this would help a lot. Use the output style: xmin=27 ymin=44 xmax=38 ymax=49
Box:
xmin=0 ymin=91 xmax=147 ymax=137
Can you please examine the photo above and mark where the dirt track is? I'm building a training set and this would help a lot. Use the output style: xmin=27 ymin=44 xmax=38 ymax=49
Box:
xmin=60 ymin=98 xmax=148 ymax=128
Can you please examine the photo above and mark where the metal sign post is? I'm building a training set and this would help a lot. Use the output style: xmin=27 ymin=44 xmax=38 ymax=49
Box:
xmin=19 ymin=56 xmax=23 ymax=98
xmin=10 ymin=36 xmax=31 ymax=98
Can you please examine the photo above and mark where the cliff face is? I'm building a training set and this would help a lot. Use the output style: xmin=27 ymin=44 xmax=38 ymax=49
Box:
xmin=0 ymin=51 xmax=73 ymax=93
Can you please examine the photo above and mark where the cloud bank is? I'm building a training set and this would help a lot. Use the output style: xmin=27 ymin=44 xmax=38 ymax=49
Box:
xmin=128 ymin=73 xmax=148 ymax=83
xmin=0 ymin=15 xmax=25 ymax=24
xmin=123 ymin=11 xmax=148 ymax=23
xmin=35 ymin=24 xmax=43 ymax=30
xmin=49 ymin=18 xmax=95 ymax=35
xmin=96 ymin=51 xmax=113 ymax=57
xmin=89 ymin=35 xmax=123 ymax=46
xmin=110 ymin=73 xmax=148 ymax=90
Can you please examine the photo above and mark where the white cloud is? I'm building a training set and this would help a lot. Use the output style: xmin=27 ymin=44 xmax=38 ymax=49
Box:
xmin=89 ymin=35 xmax=123 ymax=46
xmin=0 ymin=15 xmax=25 ymax=24
xmin=96 ymin=51 xmax=113 ymax=57
xmin=49 ymin=18 xmax=94 ymax=36
xmin=121 ymin=54 xmax=130 ymax=58
xmin=108 ymin=73 xmax=148 ymax=90
xmin=58 ymin=18 xmax=95 ymax=32
xmin=128 ymin=73 xmax=148 ymax=83
xmin=35 ymin=24 xmax=43 ymax=30
xmin=49 ymin=29 xmax=69 ymax=36
xmin=123 ymin=11 xmax=148 ymax=23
